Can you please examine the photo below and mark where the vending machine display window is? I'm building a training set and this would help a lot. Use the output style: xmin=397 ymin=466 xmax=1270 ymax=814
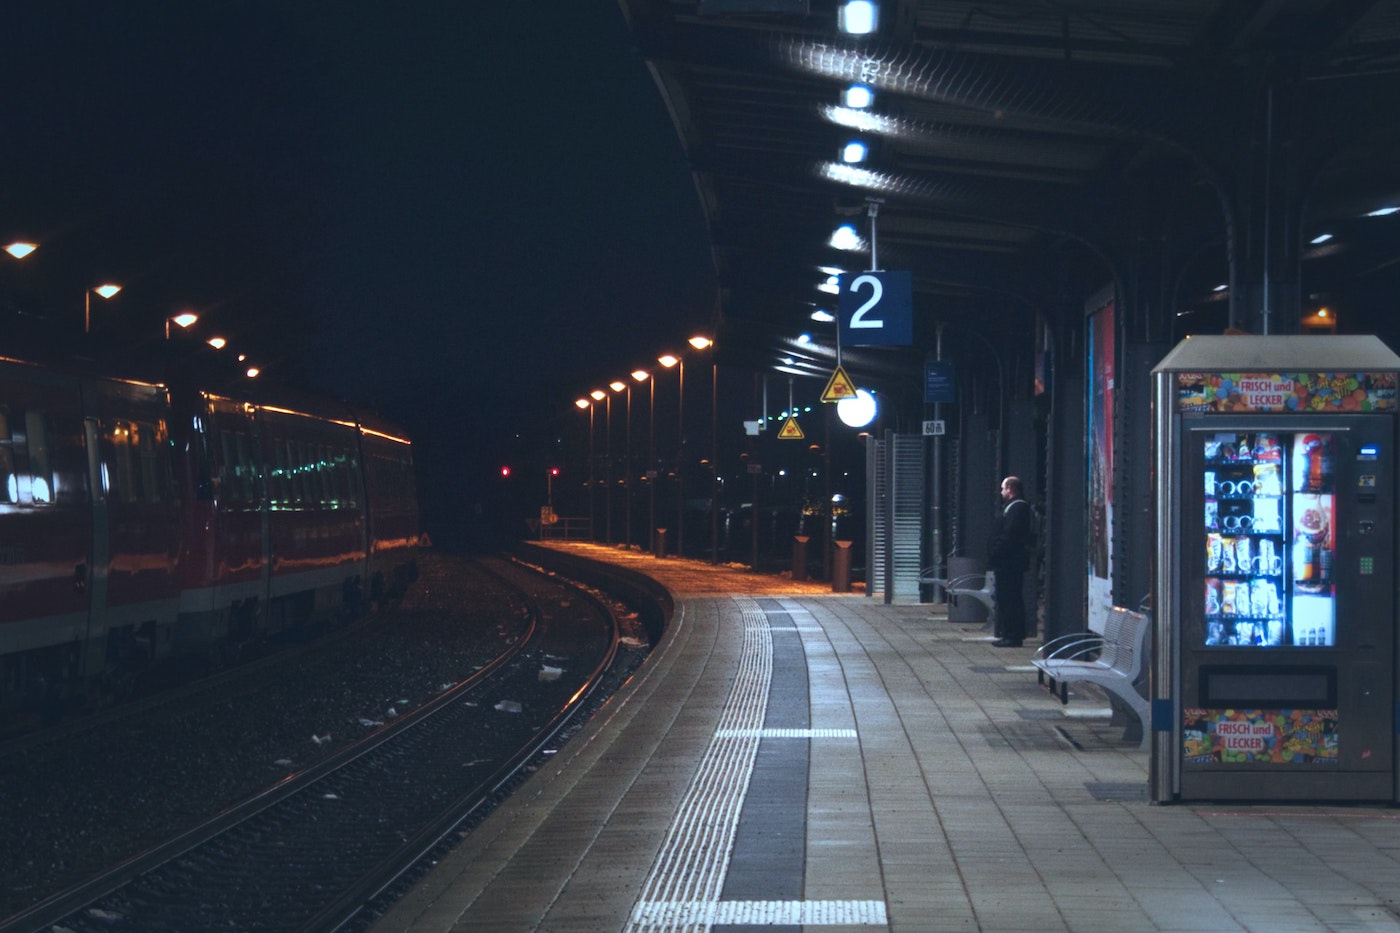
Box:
xmin=1202 ymin=431 xmax=1336 ymax=648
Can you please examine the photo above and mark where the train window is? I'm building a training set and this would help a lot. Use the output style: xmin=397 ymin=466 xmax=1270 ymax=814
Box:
xmin=138 ymin=421 xmax=166 ymax=503
xmin=218 ymin=432 xmax=237 ymax=503
xmin=292 ymin=440 xmax=310 ymax=506
xmin=111 ymin=420 xmax=139 ymax=503
xmin=219 ymin=429 xmax=254 ymax=506
xmin=315 ymin=444 xmax=331 ymax=507
xmin=323 ymin=445 xmax=340 ymax=506
xmin=270 ymin=439 xmax=290 ymax=509
xmin=0 ymin=409 xmax=14 ymax=504
xmin=237 ymin=433 xmax=255 ymax=504
xmin=24 ymin=411 xmax=54 ymax=504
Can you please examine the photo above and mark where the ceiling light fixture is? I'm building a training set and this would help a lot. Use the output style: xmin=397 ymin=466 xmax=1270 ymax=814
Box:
xmin=843 ymin=84 xmax=873 ymax=109
xmin=841 ymin=140 xmax=868 ymax=163
xmin=838 ymin=1 xmax=878 ymax=35
xmin=1310 ymin=233 xmax=1333 ymax=244
xmin=829 ymin=225 xmax=862 ymax=251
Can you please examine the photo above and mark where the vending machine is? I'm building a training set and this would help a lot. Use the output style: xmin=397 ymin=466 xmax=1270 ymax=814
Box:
xmin=1152 ymin=335 xmax=1400 ymax=802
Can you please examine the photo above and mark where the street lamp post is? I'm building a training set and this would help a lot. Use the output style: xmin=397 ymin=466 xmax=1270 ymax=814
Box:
xmin=618 ymin=379 xmax=634 ymax=547
xmin=636 ymin=369 xmax=655 ymax=553
xmin=658 ymin=353 xmax=684 ymax=556
xmin=590 ymin=388 xmax=606 ymax=542
xmin=629 ymin=370 xmax=650 ymax=551
xmin=575 ymin=398 xmax=593 ymax=537
xmin=607 ymin=380 xmax=626 ymax=544
xmin=710 ymin=353 xmax=719 ymax=565
xmin=85 ymin=283 xmax=122 ymax=334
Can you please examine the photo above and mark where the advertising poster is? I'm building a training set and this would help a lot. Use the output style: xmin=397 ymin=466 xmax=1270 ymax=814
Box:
xmin=1085 ymin=291 xmax=1115 ymax=632
xmin=1183 ymin=708 xmax=1340 ymax=764
xmin=1176 ymin=371 xmax=1398 ymax=413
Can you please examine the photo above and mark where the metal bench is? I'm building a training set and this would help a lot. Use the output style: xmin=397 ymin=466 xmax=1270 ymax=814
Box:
xmin=1031 ymin=606 xmax=1151 ymax=749
xmin=918 ymin=569 xmax=997 ymax=615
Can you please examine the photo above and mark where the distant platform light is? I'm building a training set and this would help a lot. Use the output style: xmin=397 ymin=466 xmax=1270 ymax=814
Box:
xmin=811 ymin=308 xmax=836 ymax=323
xmin=797 ymin=333 xmax=812 ymax=344
xmin=829 ymin=224 xmax=862 ymax=251
xmin=842 ymin=140 xmax=868 ymax=163
xmin=819 ymin=275 xmax=840 ymax=294
xmin=837 ymin=388 xmax=877 ymax=427
xmin=1310 ymin=232 xmax=1333 ymax=244
xmin=838 ymin=1 xmax=878 ymax=35
xmin=843 ymin=84 xmax=873 ymax=109
xmin=1213 ymin=283 xmax=1228 ymax=292
xmin=5 ymin=241 xmax=37 ymax=259
xmin=1366 ymin=206 xmax=1399 ymax=217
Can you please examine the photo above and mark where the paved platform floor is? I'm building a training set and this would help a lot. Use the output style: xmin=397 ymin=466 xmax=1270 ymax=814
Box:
xmin=370 ymin=544 xmax=1400 ymax=932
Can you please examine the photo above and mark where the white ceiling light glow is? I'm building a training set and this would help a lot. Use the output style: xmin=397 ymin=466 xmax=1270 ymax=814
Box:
xmin=838 ymin=2 xmax=878 ymax=35
xmin=837 ymin=388 xmax=877 ymax=427
xmin=843 ymin=84 xmax=873 ymax=109
xmin=829 ymin=225 xmax=862 ymax=251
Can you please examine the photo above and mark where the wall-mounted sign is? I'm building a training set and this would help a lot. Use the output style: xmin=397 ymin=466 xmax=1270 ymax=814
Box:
xmin=838 ymin=270 xmax=913 ymax=347
xmin=924 ymin=360 xmax=954 ymax=403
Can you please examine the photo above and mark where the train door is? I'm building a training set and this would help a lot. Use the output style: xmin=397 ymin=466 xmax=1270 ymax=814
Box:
xmin=79 ymin=416 xmax=109 ymax=678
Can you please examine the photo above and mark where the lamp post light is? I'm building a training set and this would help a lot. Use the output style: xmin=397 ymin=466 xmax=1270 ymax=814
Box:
xmin=165 ymin=311 xmax=199 ymax=339
xmin=84 ymin=283 xmax=122 ymax=334
xmin=4 ymin=242 xmax=37 ymax=260
xmin=608 ymin=380 xmax=626 ymax=545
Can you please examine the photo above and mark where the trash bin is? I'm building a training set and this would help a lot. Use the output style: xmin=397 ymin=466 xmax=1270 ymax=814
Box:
xmin=792 ymin=535 xmax=810 ymax=582
xmin=831 ymin=540 xmax=853 ymax=593
xmin=946 ymin=555 xmax=988 ymax=623
xmin=654 ymin=528 xmax=668 ymax=558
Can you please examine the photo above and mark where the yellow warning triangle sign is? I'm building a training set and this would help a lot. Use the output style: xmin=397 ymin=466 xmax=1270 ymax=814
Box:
xmin=821 ymin=365 xmax=858 ymax=403
xmin=778 ymin=416 xmax=805 ymax=439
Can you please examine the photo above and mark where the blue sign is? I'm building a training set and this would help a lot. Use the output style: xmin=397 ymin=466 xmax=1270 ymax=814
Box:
xmin=925 ymin=360 xmax=955 ymax=403
xmin=838 ymin=270 xmax=913 ymax=347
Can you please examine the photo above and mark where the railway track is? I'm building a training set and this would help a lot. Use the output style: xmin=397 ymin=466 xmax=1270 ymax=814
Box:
xmin=0 ymin=556 xmax=632 ymax=933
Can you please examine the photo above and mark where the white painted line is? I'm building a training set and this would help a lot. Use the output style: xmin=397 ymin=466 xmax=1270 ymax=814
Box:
xmin=625 ymin=598 xmax=772 ymax=933
xmin=1003 ymin=664 xmax=1037 ymax=672
xmin=1063 ymin=707 xmax=1114 ymax=719
xmin=715 ymin=728 xmax=857 ymax=739
xmin=631 ymin=899 xmax=888 ymax=926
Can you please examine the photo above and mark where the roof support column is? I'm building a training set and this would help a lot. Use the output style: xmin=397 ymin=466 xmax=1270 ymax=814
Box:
xmin=1227 ymin=69 xmax=1305 ymax=336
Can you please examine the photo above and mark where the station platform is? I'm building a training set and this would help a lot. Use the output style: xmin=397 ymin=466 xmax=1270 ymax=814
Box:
xmin=370 ymin=544 xmax=1400 ymax=933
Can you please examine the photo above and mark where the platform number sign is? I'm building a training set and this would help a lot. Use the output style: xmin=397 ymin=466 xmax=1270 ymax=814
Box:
xmin=838 ymin=270 xmax=913 ymax=347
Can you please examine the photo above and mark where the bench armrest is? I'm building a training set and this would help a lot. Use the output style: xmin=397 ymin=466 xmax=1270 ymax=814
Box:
xmin=1034 ymin=634 xmax=1105 ymax=662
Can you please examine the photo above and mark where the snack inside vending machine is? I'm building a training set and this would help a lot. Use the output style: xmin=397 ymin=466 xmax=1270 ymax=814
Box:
xmin=1152 ymin=335 xmax=1399 ymax=802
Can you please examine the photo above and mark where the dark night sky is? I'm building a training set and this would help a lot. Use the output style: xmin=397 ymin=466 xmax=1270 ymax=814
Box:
xmin=1 ymin=3 xmax=716 ymax=542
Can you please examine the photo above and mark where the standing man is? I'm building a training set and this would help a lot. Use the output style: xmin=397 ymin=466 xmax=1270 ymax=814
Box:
xmin=987 ymin=475 xmax=1033 ymax=647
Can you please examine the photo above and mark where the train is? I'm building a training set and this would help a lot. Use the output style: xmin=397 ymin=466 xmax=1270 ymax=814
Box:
xmin=0 ymin=352 xmax=422 ymax=715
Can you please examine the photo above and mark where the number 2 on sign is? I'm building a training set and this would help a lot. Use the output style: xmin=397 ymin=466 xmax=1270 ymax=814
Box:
xmin=848 ymin=274 xmax=884 ymax=329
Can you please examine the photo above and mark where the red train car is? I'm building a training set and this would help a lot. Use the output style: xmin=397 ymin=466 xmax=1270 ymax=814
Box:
xmin=0 ymin=356 xmax=421 ymax=713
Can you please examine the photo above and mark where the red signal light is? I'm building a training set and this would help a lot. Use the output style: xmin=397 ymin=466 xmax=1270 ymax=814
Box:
xmin=500 ymin=465 xmax=512 ymax=477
